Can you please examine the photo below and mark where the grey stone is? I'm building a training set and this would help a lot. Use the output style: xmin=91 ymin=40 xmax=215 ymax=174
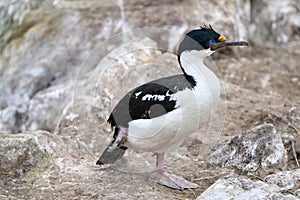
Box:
xmin=0 ymin=0 xmax=48 ymax=52
xmin=250 ymin=0 xmax=300 ymax=44
xmin=197 ymin=175 xmax=298 ymax=200
xmin=264 ymin=169 xmax=300 ymax=191
xmin=295 ymin=189 xmax=300 ymax=198
xmin=0 ymin=0 xmax=299 ymax=199
xmin=207 ymin=123 xmax=288 ymax=176
xmin=0 ymin=104 xmax=27 ymax=134
xmin=0 ymin=131 xmax=54 ymax=180
xmin=0 ymin=77 xmax=12 ymax=110
xmin=25 ymin=81 xmax=72 ymax=132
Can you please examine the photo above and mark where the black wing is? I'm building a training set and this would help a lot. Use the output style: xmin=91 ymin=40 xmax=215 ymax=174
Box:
xmin=107 ymin=74 xmax=195 ymax=129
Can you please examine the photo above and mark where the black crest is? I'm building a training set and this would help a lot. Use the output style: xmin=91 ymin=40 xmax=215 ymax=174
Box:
xmin=178 ymin=24 xmax=221 ymax=55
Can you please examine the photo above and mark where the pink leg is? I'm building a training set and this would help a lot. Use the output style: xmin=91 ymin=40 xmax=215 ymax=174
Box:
xmin=115 ymin=127 xmax=127 ymax=145
xmin=156 ymin=153 xmax=164 ymax=168
xmin=147 ymin=153 xmax=199 ymax=190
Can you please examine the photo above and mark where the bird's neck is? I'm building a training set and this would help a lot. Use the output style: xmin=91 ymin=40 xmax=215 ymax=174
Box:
xmin=178 ymin=49 xmax=220 ymax=102
xmin=178 ymin=49 xmax=214 ymax=84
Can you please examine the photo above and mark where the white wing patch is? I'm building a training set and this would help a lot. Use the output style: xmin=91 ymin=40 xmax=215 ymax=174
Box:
xmin=166 ymin=90 xmax=177 ymax=101
xmin=141 ymin=90 xmax=179 ymax=103
xmin=134 ymin=91 xmax=142 ymax=98
xmin=142 ymin=94 xmax=166 ymax=101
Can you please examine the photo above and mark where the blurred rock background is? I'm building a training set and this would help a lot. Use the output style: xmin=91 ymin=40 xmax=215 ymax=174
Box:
xmin=0 ymin=0 xmax=299 ymax=199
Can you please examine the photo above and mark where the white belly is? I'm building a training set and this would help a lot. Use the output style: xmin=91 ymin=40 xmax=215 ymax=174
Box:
xmin=126 ymin=50 xmax=221 ymax=153
xmin=126 ymin=80 xmax=220 ymax=153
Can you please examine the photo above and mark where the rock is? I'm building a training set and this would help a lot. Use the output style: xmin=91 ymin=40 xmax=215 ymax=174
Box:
xmin=0 ymin=8 xmax=94 ymax=92
xmin=0 ymin=131 xmax=54 ymax=181
xmin=234 ymin=0 xmax=250 ymax=41
xmin=14 ymin=66 xmax=55 ymax=102
xmin=264 ymin=169 xmax=300 ymax=192
xmin=295 ymin=135 xmax=300 ymax=154
xmin=0 ymin=1 xmax=299 ymax=199
xmin=197 ymin=175 xmax=298 ymax=200
xmin=0 ymin=77 xmax=12 ymax=109
xmin=1 ymin=0 xmax=298 ymax=134
xmin=0 ymin=1 xmax=117 ymax=133
xmin=295 ymin=189 xmax=300 ymax=198
xmin=0 ymin=104 xmax=27 ymax=134
xmin=0 ymin=0 xmax=47 ymax=52
xmin=246 ymin=111 xmax=300 ymax=168
xmin=0 ymin=130 xmax=168 ymax=199
xmin=0 ymin=67 xmax=57 ymax=133
xmin=206 ymin=123 xmax=288 ymax=176
xmin=25 ymin=81 xmax=72 ymax=132
xmin=250 ymin=0 xmax=300 ymax=44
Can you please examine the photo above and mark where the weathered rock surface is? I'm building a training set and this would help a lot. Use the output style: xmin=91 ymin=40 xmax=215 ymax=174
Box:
xmin=0 ymin=131 xmax=53 ymax=181
xmin=206 ymin=123 xmax=288 ymax=176
xmin=264 ymin=169 xmax=300 ymax=192
xmin=0 ymin=0 xmax=300 ymax=199
xmin=197 ymin=175 xmax=299 ymax=200
xmin=250 ymin=0 xmax=300 ymax=44
xmin=1 ymin=0 xmax=300 ymax=134
xmin=1 ymin=82 xmax=299 ymax=199
xmin=26 ymin=82 xmax=72 ymax=132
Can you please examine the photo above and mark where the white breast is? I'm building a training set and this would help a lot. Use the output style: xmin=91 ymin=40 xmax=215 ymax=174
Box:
xmin=127 ymin=50 xmax=221 ymax=153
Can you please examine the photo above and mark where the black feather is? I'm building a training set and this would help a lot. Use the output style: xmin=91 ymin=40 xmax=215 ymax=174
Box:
xmin=178 ymin=25 xmax=221 ymax=54
xmin=96 ymin=141 xmax=127 ymax=165
xmin=98 ymin=27 xmax=224 ymax=165
xmin=107 ymin=74 xmax=194 ymax=128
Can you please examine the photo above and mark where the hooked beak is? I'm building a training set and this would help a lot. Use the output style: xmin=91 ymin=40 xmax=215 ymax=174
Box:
xmin=210 ymin=35 xmax=249 ymax=51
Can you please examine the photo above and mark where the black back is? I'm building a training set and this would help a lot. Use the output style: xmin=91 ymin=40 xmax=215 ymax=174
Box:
xmin=107 ymin=74 xmax=194 ymax=131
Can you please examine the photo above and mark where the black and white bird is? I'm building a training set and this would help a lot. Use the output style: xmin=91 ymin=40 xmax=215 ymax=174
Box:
xmin=96 ymin=25 xmax=248 ymax=189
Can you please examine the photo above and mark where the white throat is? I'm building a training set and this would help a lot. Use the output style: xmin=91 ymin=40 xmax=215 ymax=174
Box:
xmin=179 ymin=49 xmax=221 ymax=105
xmin=179 ymin=49 xmax=213 ymax=78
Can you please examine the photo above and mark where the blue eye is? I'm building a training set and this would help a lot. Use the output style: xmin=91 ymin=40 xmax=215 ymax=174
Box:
xmin=209 ymin=39 xmax=215 ymax=45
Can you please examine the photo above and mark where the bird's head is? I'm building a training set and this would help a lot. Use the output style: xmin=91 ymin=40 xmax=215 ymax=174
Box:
xmin=178 ymin=25 xmax=248 ymax=58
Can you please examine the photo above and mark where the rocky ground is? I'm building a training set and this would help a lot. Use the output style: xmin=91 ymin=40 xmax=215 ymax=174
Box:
xmin=0 ymin=0 xmax=300 ymax=199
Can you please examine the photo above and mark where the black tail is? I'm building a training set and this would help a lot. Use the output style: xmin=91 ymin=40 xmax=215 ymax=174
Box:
xmin=96 ymin=142 xmax=127 ymax=165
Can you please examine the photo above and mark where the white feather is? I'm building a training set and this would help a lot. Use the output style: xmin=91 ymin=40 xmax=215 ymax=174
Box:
xmin=127 ymin=50 xmax=221 ymax=153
